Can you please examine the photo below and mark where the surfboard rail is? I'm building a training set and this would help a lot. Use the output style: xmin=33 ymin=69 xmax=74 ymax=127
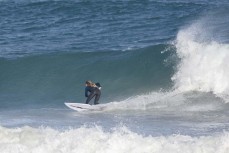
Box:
xmin=65 ymin=102 xmax=105 ymax=112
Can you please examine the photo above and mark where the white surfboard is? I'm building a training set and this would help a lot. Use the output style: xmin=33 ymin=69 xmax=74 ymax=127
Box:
xmin=64 ymin=102 xmax=105 ymax=112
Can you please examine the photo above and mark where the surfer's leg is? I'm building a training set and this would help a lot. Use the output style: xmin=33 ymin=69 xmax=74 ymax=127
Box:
xmin=94 ymin=94 xmax=100 ymax=105
xmin=86 ymin=93 xmax=95 ymax=104
xmin=94 ymin=90 xmax=101 ymax=105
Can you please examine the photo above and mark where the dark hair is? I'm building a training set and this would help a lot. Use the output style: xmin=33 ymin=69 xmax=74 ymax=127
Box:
xmin=95 ymin=83 xmax=101 ymax=87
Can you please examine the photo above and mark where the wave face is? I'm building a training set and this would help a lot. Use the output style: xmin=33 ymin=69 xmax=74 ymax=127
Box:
xmin=0 ymin=1 xmax=228 ymax=111
xmin=0 ymin=45 xmax=173 ymax=108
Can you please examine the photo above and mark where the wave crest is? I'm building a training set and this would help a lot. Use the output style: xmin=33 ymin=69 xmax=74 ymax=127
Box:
xmin=173 ymin=18 xmax=229 ymax=101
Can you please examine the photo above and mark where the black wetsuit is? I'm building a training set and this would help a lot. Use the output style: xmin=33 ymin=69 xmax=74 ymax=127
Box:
xmin=85 ymin=86 xmax=101 ymax=105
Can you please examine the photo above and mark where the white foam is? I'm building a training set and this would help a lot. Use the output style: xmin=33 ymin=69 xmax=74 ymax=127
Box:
xmin=0 ymin=126 xmax=228 ymax=153
xmin=104 ymin=91 xmax=186 ymax=111
xmin=172 ymin=20 xmax=229 ymax=101
xmin=102 ymin=90 xmax=226 ymax=113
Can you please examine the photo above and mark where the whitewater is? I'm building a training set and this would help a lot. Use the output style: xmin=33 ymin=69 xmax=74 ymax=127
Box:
xmin=1 ymin=0 xmax=229 ymax=153
xmin=0 ymin=126 xmax=229 ymax=153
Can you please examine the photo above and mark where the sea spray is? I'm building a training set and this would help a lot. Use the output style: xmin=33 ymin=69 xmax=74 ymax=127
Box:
xmin=103 ymin=90 xmax=225 ymax=113
xmin=172 ymin=21 xmax=229 ymax=101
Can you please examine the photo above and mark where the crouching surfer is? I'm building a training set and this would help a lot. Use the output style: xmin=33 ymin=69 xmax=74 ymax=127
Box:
xmin=85 ymin=80 xmax=101 ymax=105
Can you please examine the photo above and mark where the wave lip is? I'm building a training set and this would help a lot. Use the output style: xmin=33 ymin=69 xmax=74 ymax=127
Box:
xmin=172 ymin=19 xmax=229 ymax=101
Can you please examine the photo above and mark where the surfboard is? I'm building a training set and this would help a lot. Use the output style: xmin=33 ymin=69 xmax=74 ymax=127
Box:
xmin=64 ymin=102 xmax=105 ymax=112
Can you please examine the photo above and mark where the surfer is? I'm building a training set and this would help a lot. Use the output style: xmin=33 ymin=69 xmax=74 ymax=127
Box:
xmin=85 ymin=80 xmax=101 ymax=105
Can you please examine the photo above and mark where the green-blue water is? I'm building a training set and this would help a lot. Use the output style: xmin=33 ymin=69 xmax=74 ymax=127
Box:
xmin=0 ymin=45 xmax=173 ymax=108
xmin=1 ymin=1 xmax=229 ymax=152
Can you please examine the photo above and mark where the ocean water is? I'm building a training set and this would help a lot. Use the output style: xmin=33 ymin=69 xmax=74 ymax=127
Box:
xmin=1 ymin=0 xmax=229 ymax=152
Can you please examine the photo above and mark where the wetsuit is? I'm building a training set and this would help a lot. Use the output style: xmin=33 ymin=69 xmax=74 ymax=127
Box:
xmin=85 ymin=86 xmax=101 ymax=105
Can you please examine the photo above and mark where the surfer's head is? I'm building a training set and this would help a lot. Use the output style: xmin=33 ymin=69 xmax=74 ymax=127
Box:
xmin=85 ymin=80 xmax=93 ymax=86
